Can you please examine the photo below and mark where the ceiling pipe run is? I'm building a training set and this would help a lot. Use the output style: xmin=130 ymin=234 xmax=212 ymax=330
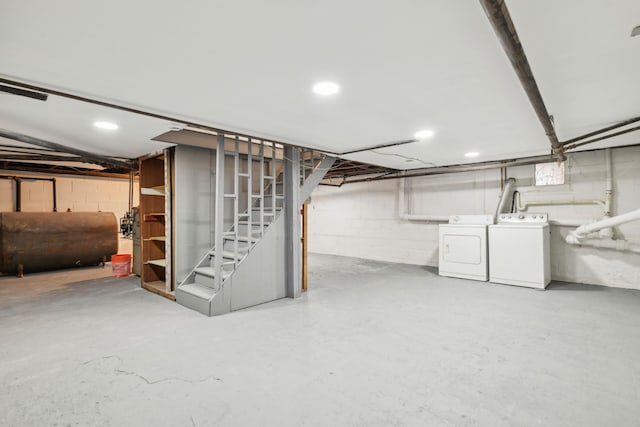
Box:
xmin=334 ymin=154 xmax=554 ymax=185
xmin=0 ymin=128 xmax=134 ymax=170
xmin=561 ymin=116 xmax=640 ymax=147
xmin=563 ymin=125 xmax=640 ymax=151
xmin=479 ymin=0 xmax=563 ymax=158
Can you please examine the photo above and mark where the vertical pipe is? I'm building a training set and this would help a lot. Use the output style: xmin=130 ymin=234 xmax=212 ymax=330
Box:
xmin=51 ymin=178 xmax=57 ymax=212
xmin=495 ymin=178 xmax=516 ymax=220
xmin=128 ymin=170 xmax=134 ymax=213
xmin=600 ymin=148 xmax=614 ymax=238
xmin=604 ymin=148 xmax=613 ymax=216
xmin=214 ymin=134 xmax=225 ymax=290
xmin=14 ymin=178 xmax=21 ymax=212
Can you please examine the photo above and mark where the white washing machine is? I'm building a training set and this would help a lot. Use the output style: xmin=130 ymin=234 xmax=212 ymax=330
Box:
xmin=439 ymin=215 xmax=493 ymax=281
xmin=489 ymin=213 xmax=551 ymax=289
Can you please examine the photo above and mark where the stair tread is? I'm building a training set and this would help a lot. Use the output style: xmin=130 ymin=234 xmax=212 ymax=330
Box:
xmin=207 ymin=249 xmax=247 ymax=259
xmin=237 ymin=221 xmax=266 ymax=228
xmin=223 ymin=235 xmax=258 ymax=242
xmin=194 ymin=266 xmax=232 ymax=279
xmin=177 ymin=283 xmax=216 ymax=299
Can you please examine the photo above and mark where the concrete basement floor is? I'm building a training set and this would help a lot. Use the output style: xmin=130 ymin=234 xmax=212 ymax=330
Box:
xmin=1 ymin=254 xmax=639 ymax=427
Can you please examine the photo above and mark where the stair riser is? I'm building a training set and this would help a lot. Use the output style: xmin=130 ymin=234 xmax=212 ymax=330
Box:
xmin=222 ymin=240 xmax=251 ymax=253
xmin=251 ymin=210 xmax=280 ymax=222
xmin=195 ymin=273 xmax=217 ymax=288
xmin=235 ymin=224 xmax=267 ymax=235
xmin=205 ymin=260 xmax=236 ymax=271
xmin=259 ymin=197 xmax=284 ymax=208
xmin=175 ymin=288 xmax=211 ymax=316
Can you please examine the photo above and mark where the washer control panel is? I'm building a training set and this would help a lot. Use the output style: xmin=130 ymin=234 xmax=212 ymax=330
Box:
xmin=497 ymin=213 xmax=548 ymax=224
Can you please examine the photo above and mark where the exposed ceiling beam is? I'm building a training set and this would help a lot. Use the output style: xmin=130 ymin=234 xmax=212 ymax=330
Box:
xmin=339 ymin=139 xmax=417 ymax=156
xmin=479 ymin=0 xmax=562 ymax=157
xmin=0 ymin=162 xmax=134 ymax=179
xmin=0 ymin=144 xmax=56 ymax=154
xmin=0 ymin=83 xmax=48 ymax=101
xmin=0 ymin=128 xmax=134 ymax=170
xmin=0 ymin=154 xmax=87 ymax=162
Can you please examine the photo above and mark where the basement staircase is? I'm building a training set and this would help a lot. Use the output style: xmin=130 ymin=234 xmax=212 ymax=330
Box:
xmin=176 ymin=138 xmax=335 ymax=316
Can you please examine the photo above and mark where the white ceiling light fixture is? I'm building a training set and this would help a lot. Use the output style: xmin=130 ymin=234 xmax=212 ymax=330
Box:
xmin=312 ymin=81 xmax=340 ymax=96
xmin=465 ymin=151 xmax=480 ymax=158
xmin=414 ymin=129 xmax=435 ymax=140
xmin=93 ymin=121 xmax=119 ymax=131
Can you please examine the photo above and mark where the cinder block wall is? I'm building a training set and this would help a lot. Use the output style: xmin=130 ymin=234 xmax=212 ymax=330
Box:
xmin=308 ymin=146 xmax=640 ymax=290
xmin=0 ymin=170 xmax=138 ymax=222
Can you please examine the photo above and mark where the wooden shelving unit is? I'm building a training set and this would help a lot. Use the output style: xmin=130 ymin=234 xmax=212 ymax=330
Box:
xmin=139 ymin=153 xmax=174 ymax=301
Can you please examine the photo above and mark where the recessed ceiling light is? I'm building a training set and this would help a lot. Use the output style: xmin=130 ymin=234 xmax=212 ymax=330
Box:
xmin=465 ymin=151 xmax=480 ymax=158
xmin=312 ymin=81 xmax=340 ymax=96
xmin=414 ymin=129 xmax=435 ymax=140
xmin=94 ymin=121 xmax=119 ymax=130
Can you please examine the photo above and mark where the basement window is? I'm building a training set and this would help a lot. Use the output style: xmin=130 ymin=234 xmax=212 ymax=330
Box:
xmin=535 ymin=161 xmax=565 ymax=186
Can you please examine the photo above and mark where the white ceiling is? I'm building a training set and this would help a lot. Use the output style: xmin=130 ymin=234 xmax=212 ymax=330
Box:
xmin=0 ymin=93 xmax=173 ymax=159
xmin=508 ymin=0 xmax=640 ymax=150
xmin=0 ymin=0 xmax=638 ymax=169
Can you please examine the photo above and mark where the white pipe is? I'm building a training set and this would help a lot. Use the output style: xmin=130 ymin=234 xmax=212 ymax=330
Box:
xmin=398 ymin=178 xmax=449 ymax=222
xmin=549 ymin=219 xmax=591 ymax=227
xmin=515 ymin=192 xmax=604 ymax=212
xmin=565 ymin=237 xmax=640 ymax=254
xmin=568 ymin=207 xmax=640 ymax=240
xmin=599 ymin=149 xmax=614 ymax=238
xmin=403 ymin=214 xmax=450 ymax=222
xmin=604 ymin=148 xmax=613 ymax=216
xmin=495 ymin=177 xmax=515 ymax=220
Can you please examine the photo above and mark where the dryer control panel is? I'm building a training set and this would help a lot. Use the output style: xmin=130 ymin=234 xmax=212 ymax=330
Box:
xmin=497 ymin=213 xmax=548 ymax=224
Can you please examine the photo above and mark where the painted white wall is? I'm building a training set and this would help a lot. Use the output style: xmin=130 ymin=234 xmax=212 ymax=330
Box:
xmin=0 ymin=170 xmax=138 ymax=222
xmin=308 ymin=146 xmax=640 ymax=290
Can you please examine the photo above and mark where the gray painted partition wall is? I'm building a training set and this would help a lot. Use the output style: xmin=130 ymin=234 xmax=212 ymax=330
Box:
xmin=174 ymin=146 xmax=214 ymax=286
xmin=173 ymin=145 xmax=264 ymax=287
xmin=210 ymin=214 xmax=287 ymax=314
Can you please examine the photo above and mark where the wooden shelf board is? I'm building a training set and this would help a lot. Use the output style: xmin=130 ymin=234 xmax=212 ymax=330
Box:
xmin=145 ymin=259 xmax=166 ymax=268
xmin=144 ymin=213 xmax=165 ymax=221
xmin=141 ymin=186 xmax=166 ymax=196
xmin=141 ymin=281 xmax=175 ymax=301
xmin=144 ymin=236 xmax=166 ymax=242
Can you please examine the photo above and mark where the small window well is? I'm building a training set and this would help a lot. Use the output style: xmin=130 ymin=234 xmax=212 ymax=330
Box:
xmin=535 ymin=161 xmax=565 ymax=186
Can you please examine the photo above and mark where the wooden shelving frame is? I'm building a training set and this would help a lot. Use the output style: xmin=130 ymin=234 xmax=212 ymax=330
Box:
xmin=139 ymin=152 xmax=174 ymax=300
